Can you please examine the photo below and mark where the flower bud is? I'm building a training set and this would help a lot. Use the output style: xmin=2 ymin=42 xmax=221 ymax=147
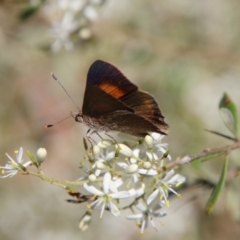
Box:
xmin=79 ymin=28 xmax=92 ymax=40
xmin=125 ymin=164 xmax=138 ymax=174
xmin=143 ymin=161 xmax=152 ymax=169
xmin=93 ymin=145 xmax=100 ymax=158
xmin=116 ymin=144 xmax=133 ymax=157
xmin=88 ymin=174 xmax=97 ymax=182
xmin=98 ymin=140 xmax=113 ymax=148
xmin=144 ymin=135 xmax=153 ymax=149
xmin=79 ymin=211 xmax=92 ymax=231
xmin=96 ymin=162 xmax=106 ymax=170
xmin=36 ymin=148 xmax=47 ymax=164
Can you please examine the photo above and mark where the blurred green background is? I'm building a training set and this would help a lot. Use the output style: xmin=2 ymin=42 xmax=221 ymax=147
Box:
xmin=0 ymin=0 xmax=240 ymax=239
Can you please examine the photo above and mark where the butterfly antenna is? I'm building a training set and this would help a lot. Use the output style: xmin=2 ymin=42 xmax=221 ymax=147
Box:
xmin=51 ymin=72 xmax=81 ymax=111
xmin=45 ymin=115 xmax=72 ymax=128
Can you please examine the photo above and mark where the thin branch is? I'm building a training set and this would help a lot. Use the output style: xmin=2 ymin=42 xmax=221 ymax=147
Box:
xmin=26 ymin=170 xmax=88 ymax=190
xmin=163 ymin=141 xmax=240 ymax=172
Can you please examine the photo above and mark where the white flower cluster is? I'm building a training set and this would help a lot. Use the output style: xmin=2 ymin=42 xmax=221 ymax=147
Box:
xmin=0 ymin=133 xmax=185 ymax=233
xmin=75 ymin=133 xmax=186 ymax=233
xmin=42 ymin=0 xmax=106 ymax=51
xmin=0 ymin=147 xmax=47 ymax=178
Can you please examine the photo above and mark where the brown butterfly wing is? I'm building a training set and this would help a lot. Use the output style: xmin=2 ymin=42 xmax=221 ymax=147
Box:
xmin=83 ymin=60 xmax=168 ymax=136
xmin=86 ymin=60 xmax=138 ymax=98
xmin=120 ymin=91 xmax=169 ymax=133
xmin=98 ymin=110 xmax=165 ymax=137
xmin=83 ymin=59 xmax=137 ymax=116
xmin=82 ymin=86 xmax=133 ymax=117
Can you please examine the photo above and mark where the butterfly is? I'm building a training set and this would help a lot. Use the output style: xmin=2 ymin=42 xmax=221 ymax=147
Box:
xmin=70 ymin=60 xmax=169 ymax=139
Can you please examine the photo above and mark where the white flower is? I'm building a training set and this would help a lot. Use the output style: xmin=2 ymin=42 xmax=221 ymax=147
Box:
xmin=126 ymin=201 xmax=167 ymax=234
xmin=59 ymin=0 xmax=84 ymax=12
xmin=98 ymin=150 xmax=115 ymax=162
xmin=130 ymin=149 xmax=140 ymax=164
xmin=139 ymin=169 xmax=158 ymax=176
xmin=83 ymin=172 xmax=135 ymax=218
xmin=84 ymin=5 xmax=98 ymax=21
xmin=74 ymin=132 xmax=184 ymax=231
xmin=149 ymin=132 xmax=164 ymax=142
xmin=0 ymin=147 xmax=31 ymax=178
xmin=50 ymin=11 xmax=78 ymax=51
xmin=43 ymin=0 xmax=106 ymax=51
xmin=92 ymin=149 xmax=115 ymax=176
xmin=116 ymin=161 xmax=145 ymax=197
xmin=153 ymin=144 xmax=171 ymax=161
xmin=147 ymin=170 xmax=186 ymax=205
xmin=117 ymin=162 xmax=140 ymax=184
xmin=147 ymin=133 xmax=171 ymax=161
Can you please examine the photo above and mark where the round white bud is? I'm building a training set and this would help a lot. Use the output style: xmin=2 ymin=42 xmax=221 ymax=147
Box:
xmin=125 ymin=164 xmax=138 ymax=174
xmin=36 ymin=148 xmax=47 ymax=164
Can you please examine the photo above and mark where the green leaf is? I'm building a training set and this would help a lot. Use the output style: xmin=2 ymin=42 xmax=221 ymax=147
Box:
xmin=191 ymin=158 xmax=202 ymax=170
xmin=219 ymin=93 xmax=239 ymax=137
xmin=205 ymin=129 xmax=237 ymax=142
xmin=27 ymin=150 xmax=39 ymax=167
xmin=83 ymin=138 xmax=88 ymax=151
xmin=19 ymin=4 xmax=41 ymax=21
xmin=205 ymin=155 xmax=229 ymax=215
xmin=197 ymin=152 xmax=226 ymax=162
xmin=18 ymin=163 xmax=27 ymax=172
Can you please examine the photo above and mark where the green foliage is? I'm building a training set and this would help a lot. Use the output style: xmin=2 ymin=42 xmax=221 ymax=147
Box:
xmin=219 ymin=93 xmax=239 ymax=138
xmin=205 ymin=155 xmax=229 ymax=215
xmin=27 ymin=150 xmax=39 ymax=167
xmin=19 ymin=4 xmax=41 ymax=21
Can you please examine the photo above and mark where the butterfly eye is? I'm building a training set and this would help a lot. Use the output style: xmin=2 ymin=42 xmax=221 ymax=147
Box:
xmin=75 ymin=113 xmax=83 ymax=123
xmin=70 ymin=112 xmax=83 ymax=123
xmin=75 ymin=114 xmax=83 ymax=123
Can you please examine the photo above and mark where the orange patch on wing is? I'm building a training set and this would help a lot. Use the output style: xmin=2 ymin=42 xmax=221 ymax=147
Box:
xmin=99 ymin=82 xmax=126 ymax=98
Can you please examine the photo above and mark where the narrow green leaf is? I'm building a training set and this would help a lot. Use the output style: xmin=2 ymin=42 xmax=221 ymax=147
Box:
xmin=196 ymin=151 xmax=225 ymax=162
xmin=205 ymin=129 xmax=238 ymax=142
xmin=191 ymin=158 xmax=202 ymax=170
xmin=205 ymin=155 xmax=229 ymax=215
xmin=219 ymin=93 xmax=238 ymax=137
xmin=83 ymin=138 xmax=88 ymax=151
xmin=27 ymin=150 xmax=39 ymax=167
xmin=18 ymin=163 xmax=27 ymax=172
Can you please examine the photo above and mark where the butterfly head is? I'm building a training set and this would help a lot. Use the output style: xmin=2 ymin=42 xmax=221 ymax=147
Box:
xmin=71 ymin=111 xmax=83 ymax=123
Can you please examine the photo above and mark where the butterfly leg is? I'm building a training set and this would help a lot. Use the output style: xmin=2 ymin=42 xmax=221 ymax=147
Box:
xmin=104 ymin=131 xmax=119 ymax=146
xmin=96 ymin=132 xmax=104 ymax=140
xmin=86 ymin=129 xmax=97 ymax=147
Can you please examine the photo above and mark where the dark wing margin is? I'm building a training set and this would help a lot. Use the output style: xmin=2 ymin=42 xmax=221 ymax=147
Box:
xmin=120 ymin=91 xmax=169 ymax=133
xmin=86 ymin=60 xmax=138 ymax=99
